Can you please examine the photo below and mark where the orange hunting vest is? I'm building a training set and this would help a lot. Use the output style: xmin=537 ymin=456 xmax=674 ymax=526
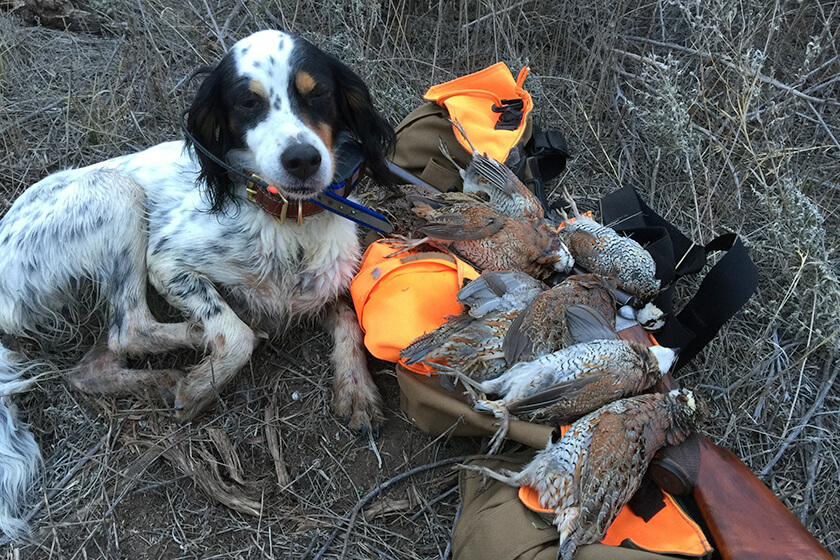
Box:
xmin=423 ymin=62 xmax=533 ymax=163
xmin=350 ymin=239 xmax=479 ymax=374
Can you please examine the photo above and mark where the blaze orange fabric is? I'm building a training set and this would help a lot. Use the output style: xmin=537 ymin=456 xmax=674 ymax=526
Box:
xmin=350 ymin=240 xmax=479 ymax=374
xmin=423 ymin=62 xmax=533 ymax=163
xmin=518 ymin=485 xmax=711 ymax=557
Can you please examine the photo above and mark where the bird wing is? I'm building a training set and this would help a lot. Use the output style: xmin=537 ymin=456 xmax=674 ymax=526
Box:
xmin=507 ymin=373 xmax=615 ymax=414
xmin=465 ymin=153 xmax=544 ymax=221
xmin=414 ymin=203 xmax=507 ymax=241
xmin=457 ymin=270 xmax=546 ymax=316
xmin=503 ymin=291 xmax=615 ymax=365
xmin=502 ymin=305 xmax=535 ymax=364
xmin=577 ymin=410 xmax=638 ymax=498
xmin=400 ymin=313 xmax=475 ymax=364
xmin=564 ymin=304 xmax=618 ymax=344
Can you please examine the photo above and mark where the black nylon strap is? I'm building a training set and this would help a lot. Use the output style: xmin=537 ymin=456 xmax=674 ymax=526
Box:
xmin=599 ymin=186 xmax=759 ymax=370
xmin=524 ymin=124 xmax=569 ymax=183
xmin=662 ymin=234 xmax=758 ymax=369
xmin=514 ymin=123 xmax=570 ymax=213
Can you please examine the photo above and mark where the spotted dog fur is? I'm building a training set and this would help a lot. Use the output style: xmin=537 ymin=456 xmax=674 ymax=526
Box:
xmin=0 ymin=30 xmax=395 ymax=540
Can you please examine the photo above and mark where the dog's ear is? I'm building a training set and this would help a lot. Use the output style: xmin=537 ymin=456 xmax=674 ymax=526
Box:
xmin=331 ymin=61 xmax=396 ymax=186
xmin=185 ymin=61 xmax=238 ymax=213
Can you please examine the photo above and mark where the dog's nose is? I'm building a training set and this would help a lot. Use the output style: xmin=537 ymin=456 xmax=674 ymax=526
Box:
xmin=281 ymin=143 xmax=322 ymax=180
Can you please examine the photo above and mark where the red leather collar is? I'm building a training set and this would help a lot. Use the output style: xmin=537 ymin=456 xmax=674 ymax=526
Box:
xmin=244 ymin=167 xmax=360 ymax=225
xmin=247 ymin=179 xmax=345 ymax=224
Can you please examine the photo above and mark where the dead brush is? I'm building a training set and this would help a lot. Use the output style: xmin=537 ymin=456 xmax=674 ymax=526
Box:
xmin=0 ymin=0 xmax=838 ymax=557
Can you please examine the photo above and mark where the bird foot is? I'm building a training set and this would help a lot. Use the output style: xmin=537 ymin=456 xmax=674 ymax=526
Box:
xmin=473 ymin=399 xmax=507 ymax=419
xmin=561 ymin=187 xmax=582 ymax=219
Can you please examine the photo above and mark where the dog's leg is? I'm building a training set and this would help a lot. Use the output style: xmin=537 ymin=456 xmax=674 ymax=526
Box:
xmin=108 ymin=305 xmax=204 ymax=358
xmin=152 ymin=270 xmax=257 ymax=421
xmin=54 ymin=169 xmax=203 ymax=395
xmin=101 ymin=182 xmax=204 ymax=359
xmin=328 ymin=298 xmax=383 ymax=434
xmin=66 ymin=338 xmax=183 ymax=402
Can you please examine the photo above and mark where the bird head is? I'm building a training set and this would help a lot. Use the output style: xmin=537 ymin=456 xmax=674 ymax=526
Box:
xmin=648 ymin=345 xmax=679 ymax=375
xmin=636 ymin=302 xmax=666 ymax=330
xmin=549 ymin=237 xmax=575 ymax=273
xmin=667 ymin=388 xmax=708 ymax=435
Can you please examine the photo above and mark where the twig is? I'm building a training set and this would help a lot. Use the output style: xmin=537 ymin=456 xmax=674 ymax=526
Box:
xmin=408 ymin=484 xmax=459 ymax=521
xmin=23 ymin=428 xmax=107 ymax=524
xmin=806 ymin=101 xmax=840 ymax=152
xmin=691 ymin=123 xmax=741 ymax=193
xmin=0 ymin=99 xmax=65 ymax=137
xmin=761 ymin=360 xmax=839 ymax=476
xmin=622 ymin=35 xmax=835 ymax=106
xmin=802 ymin=55 xmax=840 ymax=92
xmin=312 ymin=455 xmax=473 ymax=560
xmin=264 ymin=404 xmax=291 ymax=487
xmin=201 ymin=0 xmax=227 ymax=51
xmin=368 ymin=429 xmax=383 ymax=469
xmin=611 ymin=47 xmax=668 ymax=71
xmin=462 ymin=1 xmax=530 ymax=28
xmin=218 ymin=0 xmax=245 ymax=44
xmin=800 ymin=413 xmax=824 ymax=523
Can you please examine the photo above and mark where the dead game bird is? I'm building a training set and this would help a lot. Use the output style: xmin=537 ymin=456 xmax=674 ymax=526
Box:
xmin=411 ymin=192 xmax=573 ymax=280
xmin=503 ymin=273 xmax=618 ymax=366
xmin=448 ymin=304 xmax=678 ymax=454
xmin=407 ymin=147 xmax=573 ymax=279
xmin=463 ymin=389 xmax=704 ymax=560
xmin=469 ymin=336 xmax=678 ymax=421
xmin=558 ymin=190 xmax=660 ymax=304
xmin=400 ymin=270 xmax=547 ymax=383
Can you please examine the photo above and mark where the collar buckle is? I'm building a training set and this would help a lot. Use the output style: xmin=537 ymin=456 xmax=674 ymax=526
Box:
xmin=246 ymin=173 xmax=289 ymax=225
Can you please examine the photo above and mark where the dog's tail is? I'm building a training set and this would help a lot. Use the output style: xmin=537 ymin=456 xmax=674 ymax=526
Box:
xmin=0 ymin=344 xmax=42 ymax=542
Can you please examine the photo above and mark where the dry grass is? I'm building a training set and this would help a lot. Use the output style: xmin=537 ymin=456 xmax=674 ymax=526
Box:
xmin=1 ymin=0 xmax=838 ymax=558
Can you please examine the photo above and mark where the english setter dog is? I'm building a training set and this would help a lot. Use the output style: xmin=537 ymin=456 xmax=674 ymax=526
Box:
xmin=0 ymin=29 xmax=395 ymax=539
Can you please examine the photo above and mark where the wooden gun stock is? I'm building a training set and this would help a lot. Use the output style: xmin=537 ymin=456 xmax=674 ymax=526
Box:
xmin=688 ymin=434 xmax=831 ymax=560
xmin=618 ymin=324 xmax=832 ymax=560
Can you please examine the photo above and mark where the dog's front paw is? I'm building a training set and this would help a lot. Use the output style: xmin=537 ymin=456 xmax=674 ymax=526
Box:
xmin=173 ymin=379 xmax=215 ymax=422
xmin=332 ymin=382 xmax=384 ymax=436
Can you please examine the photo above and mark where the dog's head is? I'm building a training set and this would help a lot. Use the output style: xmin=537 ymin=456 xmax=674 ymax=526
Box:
xmin=185 ymin=30 xmax=395 ymax=211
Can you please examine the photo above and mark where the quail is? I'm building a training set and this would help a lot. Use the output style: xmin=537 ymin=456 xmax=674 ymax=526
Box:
xmin=505 ymin=339 xmax=676 ymax=426
xmin=411 ymin=192 xmax=573 ymax=280
xmin=503 ymin=273 xmax=618 ymax=366
xmin=464 ymin=389 xmax=703 ymax=560
xmin=468 ymin=337 xmax=678 ymax=450
xmin=401 ymin=270 xmax=547 ymax=383
xmin=557 ymin=191 xmax=660 ymax=305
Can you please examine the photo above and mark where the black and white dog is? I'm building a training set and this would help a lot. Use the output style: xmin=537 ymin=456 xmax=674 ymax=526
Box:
xmin=0 ymin=30 xmax=395 ymax=539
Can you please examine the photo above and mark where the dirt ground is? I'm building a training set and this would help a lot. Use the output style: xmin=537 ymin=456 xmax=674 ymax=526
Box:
xmin=1 ymin=0 xmax=838 ymax=559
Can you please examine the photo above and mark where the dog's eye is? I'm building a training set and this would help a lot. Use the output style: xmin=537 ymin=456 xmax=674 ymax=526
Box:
xmin=307 ymin=86 xmax=329 ymax=102
xmin=238 ymin=95 xmax=265 ymax=111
